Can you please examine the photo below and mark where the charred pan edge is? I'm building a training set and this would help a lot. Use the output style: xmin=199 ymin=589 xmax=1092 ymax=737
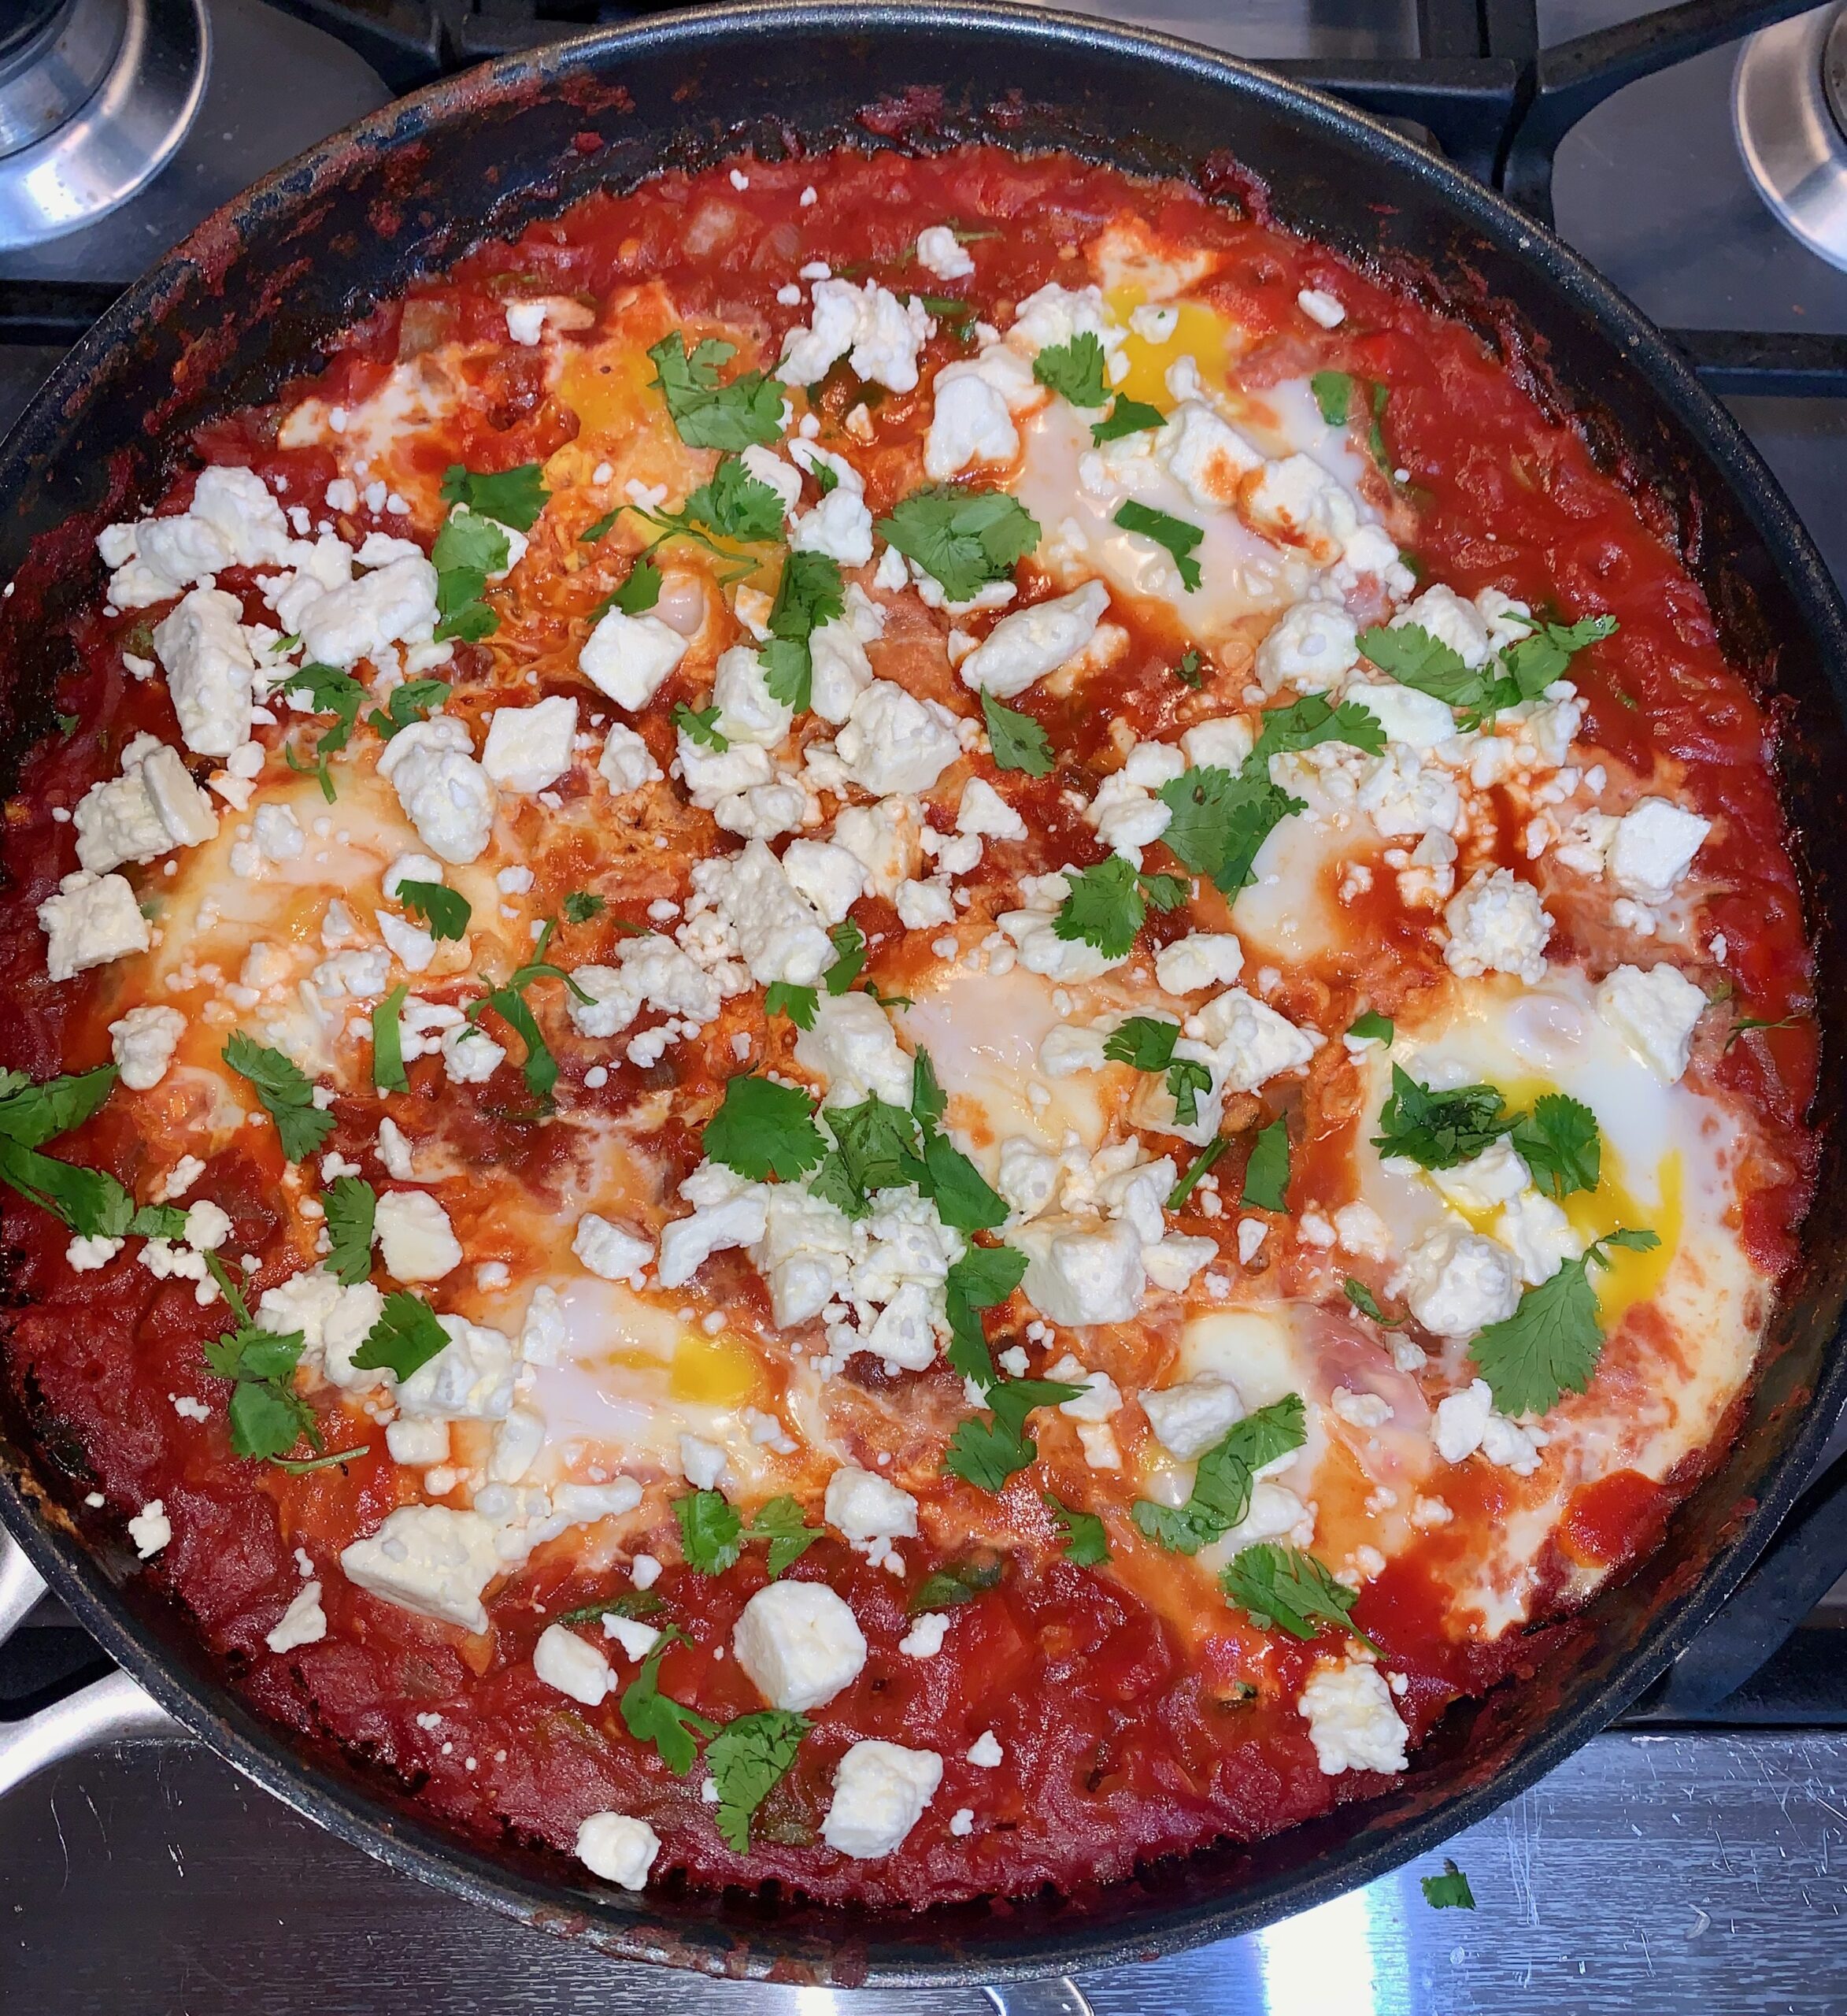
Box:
xmin=0 ymin=1 xmax=1845 ymax=1986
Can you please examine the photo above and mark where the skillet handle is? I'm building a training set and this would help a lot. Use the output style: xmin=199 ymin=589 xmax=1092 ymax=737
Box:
xmin=984 ymin=1981 xmax=1095 ymax=2016
xmin=0 ymin=1527 xmax=180 ymax=1799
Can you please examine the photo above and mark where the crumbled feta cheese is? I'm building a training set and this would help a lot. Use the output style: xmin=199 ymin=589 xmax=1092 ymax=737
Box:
xmin=779 ymin=278 xmax=932 ymax=392
xmin=1187 ymin=988 xmax=1317 ymax=1091
xmin=109 ymin=1002 xmax=185 ymax=1089
xmin=265 ymin=1580 xmax=328 ymax=1653
xmin=1141 ymin=1374 xmax=1244 ymax=1459
xmin=732 ymin=1579 xmax=868 ymax=1710
xmin=480 ymin=695 xmax=577 ymax=793
xmin=377 ymin=717 xmax=496 ymax=865
xmin=38 ymin=869 xmax=150 ymax=980
xmin=1017 ymin=1214 xmax=1144 ymax=1326
xmin=899 ymin=1611 xmax=951 ymax=1658
xmin=821 ymin=1740 xmax=943 ymax=1858
xmin=1156 ymin=932 xmax=1242 ymax=995
xmin=1608 ymin=796 xmax=1710 ymax=904
xmin=1400 ymin=1225 xmax=1521 ymax=1337
xmin=824 ymin=1466 xmax=919 ymax=1547
xmin=1297 ymin=287 xmax=1346 ymax=328
xmin=836 ymin=680 xmax=962 ymax=795
xmin=75 ymin=740 xmax=217 ymax=873
xmin=339 ymin=1505 xmax=501 ymax=1632
xmin=961 ymin=580 xmax=1109 ymax=699
xmin=1596 ymin=961 xmax=1707 ymax=1083
xmin=598 ymin=722 xmax=663 ymax=796
xmin=152 ymin=587 xmax=257 ymax=756
xmin=374 ymin=1189 xmax=463 ymax=1281
xmin=1442 ymin=868 xmax=1552 ymax=984
xmin=576 ymin=1811 xmax=661 ymax=1889
xmin=956 ymin=777 xmax=1027 ymax=839
xmin=572 ymin=1214 xmax=654 ymax=1281
xmin=794 ymin=989 xmax=912 ymax=1106
xmin=780 ymin=838 xmax=865 ymax=925
xmin=1297 ymin=1658 xmax=1409 ymax=1773
xmin=1432 ymin=1377 xmax=1548 ymax=1473
xmin=534 ymin=1622 xmax=616 ymax=1706
xmin=128 ymin=1499 xmax=171 ymax=1558
xmin=916 ymin=224 xmax=975 ymax=280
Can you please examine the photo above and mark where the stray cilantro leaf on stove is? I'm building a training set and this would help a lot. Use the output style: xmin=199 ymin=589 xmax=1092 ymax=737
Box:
xmin=1346 ymin=1010 xmax=1394 ymax=1045
xmin=620 ymin=1629 xmax=717 ymax=1775
xmin=223 ymin=1032 xmax=334 ymax=1162
xmin=1033 ymin=331 xmax=1110 ymax=408
xmin=980 ymin=690 xmax=1054 ymax=777
xmin=1091 ymin=395 xmax=1166 ymax=446
xmin=323 ymin=1176 xmax=376 ymax=1288
xmin=706 ymin=1709 xmax=810 ymax=1851
xmin=1132 ymin=1396 xmax=1307 ymax=1555
xmin=0 ymin=1064 xmax=117 ymax=1148
xmin=1167 ymin=1137 xmax=1229 ymax=1212
xmin=439 ymin=461 xmax=550 ymax=532
xmin=372 ymin=984 xmax=409 ymax=1095
xmin=1043 ymin=1492 xmax=1110 ymax=1567
xmin=1421 ymin=1860 xmax=1477 ymax=1910
xmin=350 ymin=1292 xmax=450 ymax=1382
xmin=1220 ymin=1541 xmax=1373 ymax=1647
xmin=673 ymin=702 xmax=729 ymax=752
xmin=764 ymin=981 xmax=819 ymax=1030
xmin=876 ymin=486 xmax=1041 ymax=602
xmin=1468 ymin=1228 xmax=1659 ymax=1416
xmin=647 ymin=332 xmax=787 ymax=452
xmin=1240 ymin=1115 xmax=1290 ymax=1212
xmin=676 ymin=1489 xmax=744 ymax=1574
xmin=563 ymin=891 xmax=606 ymax=925
xmin=760 ymin=550 xmax=846 ymax=714
xmin=1310 ymin=370 xmax=1354 ymax=425
xmin=395 ymin=880 xmax=470 ymax=942
xmin=1342 ymin=1278 xmax=1404 ymax=1327
xmin=1371 ymin=1067 xmax=1511 ymax=1169
xmin=824 ymin=920 xmax=867 ymax=995
xmin=1113 ymin=500 xmax=1203 ymax=591
xmin=1508 ymin=1093 xmax=1601 ymax=1201
xmin=703 ymin=1074 xmax=827 ymax=1183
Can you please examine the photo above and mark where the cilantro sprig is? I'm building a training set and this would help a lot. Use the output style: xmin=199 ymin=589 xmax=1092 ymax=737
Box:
xmin=223 ymin=1033 xmax=334 ymax=1162
xmin=980 ymin=690 xmax=1053 ymax=778
xmin=1357 ymin=613 xmax=1617 ymax=726
xmin=940 ymin=1245 xmax=1079 ymax=1493
xmin=703 ymin=1073 xmax=828 ymax=1182
xmin=1033 ymin=332 xmax=1109 ymax=408
xmin=1052 ymin=856 xmax=1186 ymax=959
xmin=1468 ymin=1228 xmax=1659 ymax=1416
xmin=431 ymin=510 xmax=508 ymax=644
xmin=1043 ymin=1492 xmax=1110 ymax=1566
xmin=620 ymin=1629 xmax=717 ymax=1773
xmin=200 ymin=1256 xmax=318 ymax=1464
xmin=759 ymin=551 xmax=845 ymax=713
xmin=1102 ymin=1015 xmax=1214 ymax=1125
xmin=647 ymin=333 xmax=787 ymax=452
xmin=350 ymin=1290 xmax=450 ymax=1381
xmin=0 ymin=1065 xmax=187 ymax=1242
xmin=1131 ymin=1395 xmax=1305 ymax=1555
xmin=439 ymin=461 xmax=550 ymax=532
xmin=706 ymin=1709 xmax=809 ymax=1851
xmin=1220 ymin=1541 xmax=1374 ymax=1647
xmin=675 ymin=1491 xmax=821 ymax=1578
xmin=1091 ymin=395 xmax=1164 ymax=445
xmin=395 ymin=880 xmax=470 ymax=941
xmin=1372 ymin=1067 xmax=1601 ymax=1202
xmin=1113 ymin=500 xmax=1203 ymax=591
xmin=1421 ymin=1860 xmax=1477 ymax=1910
xmin=323 ymin=1176 xmax=376 ymax=1287
xmin=465 ymin=917 xmax=594 ymax=1104
xmin=1240 ymin=1116 xmax=1290 ymax=1211
xmin=876 ymin=486 xmax=1040 ymax=602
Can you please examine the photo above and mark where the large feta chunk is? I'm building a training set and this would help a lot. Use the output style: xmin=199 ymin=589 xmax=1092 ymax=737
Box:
xmin=579 ymin=605 xmax=690 ymax=709
xmin=685 ymin=839 xmax=832 ymax=987
xmin=956 ymin=776 xmax=1027 ymax=840
xmin=1156 ymin=932 xmax=1243 ymax=995
xmin=394 ymin=1314 xmax=517 ymax=1421
xmin=1401 ymin=1226 xmax=1521 ymax=1338
xmin=822 ymin=1740 xmax=944 ymax=1858
xmin=794 ymin=989 xmax=912 ymax=1106
xmin=835 ymin=680 xmax=962 ymax=796
xmin=109 ymin=1004 xmax=185 ymax=1089
xmin=75 ymin=740 xmax=217 ymax=873
xmin=1140 ymin=1373 xmax=1244 ymax=1459
xmin=1297 ymin=1658 xmax=1409 ymax=1774
xmin=339 ymin=1505 xmax=500 ymax=1632
xmin=373 ymin=1190 xmax=462 ymax=1281
xmin=824 ymin=1466 xmax=919 ymax=1547
xmin=1607 ymin=796 xmax=1711 ymax=904
xmin=38 ymin=870 xmax=150 ymax=980
xmin=779 ymin=278 xmax=931 ymax=392
xmin=1442 ymin=868 xmax=1551 ymax=984
xmin=576 ymin=1811 xmax=661 ymax=1889
xmin=780 ymin=838 xmax=865 ymax=925
xmin=732 ymin=1578 xmax=868 ymax=1710
xmin=1391 ymin=582 xmax=1490 ymax=669
xmin=152 ymin=587 xmax=256 ymax=757
xmin=1189 ymin=988 xmax=1317 ymax=1091
xmin=1596 ymin=961 xmax=1707 ymax=1083
xmin=1018 ymin=1214 xmax=1145 ymax=1326
xmin=479 ymin=695 xmax=577 ymax=793
xmin=534 ymin=1621 xmax=616 ymax=1706
xmin=1160 ymin=400 xmax=1264 ymax=511
xmin=1255 ymin=599 xmax=1360 ymax=696
xmin=376 ymin=716 xmax=496 ymax=865
xmin=296 ymin=555 xmax=439 ymax=671
xmin=961 ymin=580 xmax=1108 ymax=699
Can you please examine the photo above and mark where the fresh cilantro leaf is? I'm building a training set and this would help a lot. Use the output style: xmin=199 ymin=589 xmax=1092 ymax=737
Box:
xmin=943 ymin=1414 xmax=1037 ymax=1493
xmin=1508 ymin=1093 xmax=1601 ymax=1201
xmin=1468 ymin=1228 xmax=1657 ymax=1416
xmin=811 ymin=1097 xmax=922 ymax=1217
xmin=1113 ymin=500 xmax=1203 ymax=591
xmin=764 ymin=981 xmax=819 ymax=1029
xmin=1357 ymin=621 xmax=1478 ymax=706
xmin=918 ymin=1128 xmax=1008 ymax=1233
xmin=372 ymin=983 xmax=409 ymax=1095
xmin=673 ymin=702 xmax=729 ymax=751
xmin=1501 ymin=613 xmax=1618 ymax=698
xmin=811 ymin=459 xmax=841 ymax=494
xmin=1167 ymin=1057 xmax=1214 ymax=1127
xmin=676 ymin=1489 xmax=744 ymax=1574
xmin=1367 ymin=380 xmax=1393 ymax=474
xmin=128 ymin=1203 xmax=189 ymax=1240
xmin=0 ymin=1064 xmax=117 ymax=1147
xmin=1174 ymin=647 xmax=1204 ymax=689
xmin=1140 ymin=872 xmax=1189 ymax=913
xmin=912 ymin=1048 xmax=947 ymax=1127
xmin=228 ymin=1380 xmax=318 ymax=1464
xmin=1343 ymin=1278 xmax=1404 ymax=1326
xmin=759 ymin=550 xmax=846 ymax=713
xmin=1371 ymin=1066 xmax=1510 ymax=1169
xmin=946 ymin=1243 xmax=1030 ymax=1311
xmin=862 ymin=981 xmax=913 ymax=1011
xmin=366 ymin=679 xmax=451 ymax=743
xmin=396 ymin=880 xmax=470 ymax=941
xmin=876 ymin=487 xmax=1041 ymax=602
xmin=431 ymin=510 xmax=506 ymax=643
xmin=1104 ymin=1016 xmax=1181 ymax=1072
xmin=1220 ymin=1541 xmax=1372 ymax=1646
xmin=613 ymin=558 xmax=661 ymax=614
xmin=1310 ymin=370 xmax=1353 ymax=425
xmin=1091 ymin=395 xmax=1166 ymax=445
xmin=646 ymin=332 xmax=787 ymax=451
xmin=705 ymin=1709 xmax=810 ymax=1851
xmin=1167 ymin=1137 xmax=1228 ymax=1211
xmin=323 ymin=1175 xmax=376 ymax=1288
xmin=466 ymin=932 xmax=587 ymax=1104
xmin=1252 ymin=691 xmax=1386 ymax=764
xmin=279 ymin=662 xmax=367 ymax=799
xmin=1157 ymin=763 xmax=1305 ymax=896
xmin=1240 ymin=1115 xmax=1290 ymax=1211
xmin=704 ymin=1074 xmax=827 ymax=1182
xmin=980 ymin=690 xmax=1053 ymax=777
xmin=555 ymin=1589 xmax=667 ymax=1628
xmin=1043 ymin=1492 xmax=1109 ymax=1566
xmin=563 ymin=891 xmax=606 ymax=925
xmin=681 ymin=456 xmax=787 ymax=543
xmin=1347 ymin=1010 xmax=1394 ymax=1045
xmin=54 ymin=712 xmax=79 ymax=737
xmin=824 ymin=920 xmax=866 ymax=995
xmin=579 ymin=506 xmax=620 ymax=544
xmin=350 ymin=1292 xmax=449 ymax=1380
xmin=1133 ymin=1395 xmax=1308 ymax=1555
xmin=744 ymin=1496 xmax=822 ymax=1578
xmin=1053 ymin=856 xmax=1149 ymax=959
xmin=988 ymin=1372 xmax=1088 ymax=1445
xmin=439 ymin=461 xmax=550 ymax=532
xmin=1421 ymin=1859 xmax=1477 ymax=1910
xmin=620 ymin=1630 xmax=717 ymax=1774
xmin=1033 ymin=332 xmax=1109 ymax=407
xmin=911 ymin=1555 xmax=1004 ymax=1612
xmin=0 ymin=1138 xmax=133 ymax=1239
xmin=223 ymin=1032 xmax=334 ymax=1162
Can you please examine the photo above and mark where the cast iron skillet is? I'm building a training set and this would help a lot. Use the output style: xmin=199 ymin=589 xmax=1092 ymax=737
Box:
xmin=0 ymin=2 xmax=1843 ymax=1988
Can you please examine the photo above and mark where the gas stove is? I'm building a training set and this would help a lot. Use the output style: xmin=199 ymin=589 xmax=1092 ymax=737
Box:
xmin=6 ymin=4 xmax=1847 ymax=2011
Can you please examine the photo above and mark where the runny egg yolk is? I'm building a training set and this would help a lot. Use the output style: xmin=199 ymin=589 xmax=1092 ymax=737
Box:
xmin=558 ymin=338 xmax=660 ymax=439
xmin=670 ymin=1329 xmax=763 ymax=1407
xmin=1105 ymin=285 xmax=1234 ymax=411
